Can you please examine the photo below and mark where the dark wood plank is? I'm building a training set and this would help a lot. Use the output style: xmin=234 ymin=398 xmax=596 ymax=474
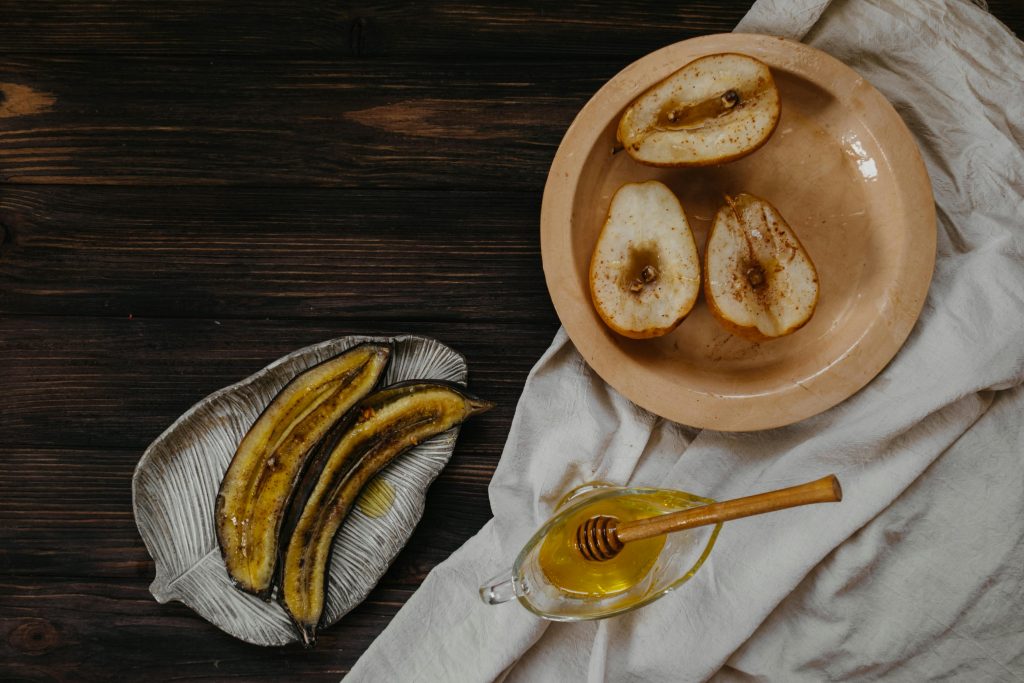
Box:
xmin=0 ymin=1 xmax=1017 ymax=59
xmin=0 ymin=1 xmax=753 ymax=57
xmin=989 ymin=0 xmax=1024 ymax=37
xmin=0 ymin=447 xmax=154 ymax=579
xmin=0 ymin=2 xmax=355 ymax=56
xmin=0 ymin=187 xmax=555 ymax=322
xmin=0 ymin=577 xmax=404 ymax=680
xmin=0 ymin=316 xmax=555 ymax=450
xmin=0 ymin=57 xmax=606 ymax=188
xmin=0 ymin=444 xmax=493 ymax=581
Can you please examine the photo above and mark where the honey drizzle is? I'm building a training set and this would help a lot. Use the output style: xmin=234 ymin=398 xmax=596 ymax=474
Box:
xmin=357 ymin=477 xmax=396 ymax=518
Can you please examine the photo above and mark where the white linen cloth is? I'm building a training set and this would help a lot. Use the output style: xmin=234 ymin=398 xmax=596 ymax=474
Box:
xmin=349 ymin=1 xmax=1024 ymax=680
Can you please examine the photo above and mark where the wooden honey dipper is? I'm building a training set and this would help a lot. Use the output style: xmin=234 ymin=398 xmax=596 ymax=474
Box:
xmin=575 ymin=475 xmax=842 ymax=562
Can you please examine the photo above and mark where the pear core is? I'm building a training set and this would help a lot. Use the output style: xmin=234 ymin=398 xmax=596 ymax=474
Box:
xmin=704 ymin=193 xmax=819 ymax=340
xmin=589 ymin=181 xmax=700 ymax=339
xmin=618 ymin=53 xmax=781 ymax=167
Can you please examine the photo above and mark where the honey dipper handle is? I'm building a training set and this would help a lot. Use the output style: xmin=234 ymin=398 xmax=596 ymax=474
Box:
xmin=615 ymin=475 xmax=842 ymax=545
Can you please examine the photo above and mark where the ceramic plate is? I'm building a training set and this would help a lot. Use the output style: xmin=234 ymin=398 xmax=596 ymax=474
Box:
xmin=541 ymin=33 xmax=935 ymax=431
xmin=132 ymin=335 xmax=468 ymax=645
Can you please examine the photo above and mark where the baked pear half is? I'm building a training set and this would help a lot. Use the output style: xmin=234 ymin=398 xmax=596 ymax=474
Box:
xmin=704 ymin=193 xmax=818 ymax=341
xmin=590 ymin=181 xmax=700 ymax=339
xmin=618 ymin=53 xmax=780 ymax=167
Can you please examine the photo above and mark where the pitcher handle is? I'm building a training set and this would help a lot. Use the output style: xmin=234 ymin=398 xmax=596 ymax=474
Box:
xmin=479 ymin=569 xmax=518 ymax=605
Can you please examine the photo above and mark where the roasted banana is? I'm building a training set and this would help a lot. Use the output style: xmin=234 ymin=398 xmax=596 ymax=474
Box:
xmin=215 ymin=343 xmax=391 ymax=598
xmin=281 ymin=381 xmax=493 ymax=645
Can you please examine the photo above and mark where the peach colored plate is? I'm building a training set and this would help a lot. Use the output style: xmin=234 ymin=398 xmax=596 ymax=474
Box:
xmin=541 ymin=33 xmax=935 ymax=431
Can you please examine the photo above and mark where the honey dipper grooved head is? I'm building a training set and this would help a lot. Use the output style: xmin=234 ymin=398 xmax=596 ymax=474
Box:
xmin=576 ymin=515 xmax=624 ymax=562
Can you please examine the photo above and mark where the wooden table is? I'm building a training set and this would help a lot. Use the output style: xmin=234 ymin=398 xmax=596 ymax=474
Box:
xmin=1 ymin=2 xmax=1020 ymax=680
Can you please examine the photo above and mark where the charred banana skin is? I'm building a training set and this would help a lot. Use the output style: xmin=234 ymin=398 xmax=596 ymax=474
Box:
xmin=215 ymin=343 xmax=391 ymax=598
xmin=281 ymin=381 xmax=494 ymax=646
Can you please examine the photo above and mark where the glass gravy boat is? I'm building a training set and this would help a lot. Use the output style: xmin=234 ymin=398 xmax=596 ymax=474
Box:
xmin=480 ymin=482 xmax=721 ymax=621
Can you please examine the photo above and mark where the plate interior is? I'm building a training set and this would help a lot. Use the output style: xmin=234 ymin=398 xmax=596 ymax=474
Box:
xmin=543 ymin=34 xmax=934 ymax=430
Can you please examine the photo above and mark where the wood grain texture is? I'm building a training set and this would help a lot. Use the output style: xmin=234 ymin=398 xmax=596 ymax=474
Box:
xmin=0 ymin=447 xmax=493 ymax=581
xmin=0 ymin=187 xmax=555 ymax=321
xmin=0 ymin=578 xmax=405 ymax=681
xmin=0 ymin=316 xmax=554 ymax=449
xmin=0 ymin=57 xmax=603 ymax=188
xmin=2 ymin=0 xmax=1021 ymax=679
xmin=0 ymin=2 xmax=1016 ymax=57
xmin=0 ymin=1 xmax=752 ymax=57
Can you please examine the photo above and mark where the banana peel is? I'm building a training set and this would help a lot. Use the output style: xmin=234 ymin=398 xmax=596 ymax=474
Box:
xmin=280 ymin=381 xmax=494 ymax=645
xmin=215 ymin=343 xmax=391 ymax=598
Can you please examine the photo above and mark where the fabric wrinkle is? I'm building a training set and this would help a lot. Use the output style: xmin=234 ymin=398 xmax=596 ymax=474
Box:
xmin=347 ymin=1 xmax=1024 ymax=681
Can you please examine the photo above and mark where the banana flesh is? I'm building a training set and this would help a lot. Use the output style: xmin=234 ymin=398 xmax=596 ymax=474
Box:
xmin=215 ymin=343 xmax=391 ymax=598
xmin=281 ymin=381 xmax=494 ymax=645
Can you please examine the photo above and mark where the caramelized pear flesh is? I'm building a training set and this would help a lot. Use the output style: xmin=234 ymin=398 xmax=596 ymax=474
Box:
xmin=590 ymin=181 xmax=700 ymax=339
xmin=618 ymin=53 xmax=780 ymax=167
xmin=704 ymin=193 xmax=818 ymax=340
xmin=215 ymin=343 xmax=390 ymax=598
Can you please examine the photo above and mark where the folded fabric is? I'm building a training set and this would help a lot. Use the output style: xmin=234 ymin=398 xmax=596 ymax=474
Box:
xmin=348 ymin=0 xmax=1024 ymax=680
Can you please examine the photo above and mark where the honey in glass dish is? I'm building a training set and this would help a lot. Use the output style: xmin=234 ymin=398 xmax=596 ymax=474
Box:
xmin=537 ymin=493 xmax=671 ymax=597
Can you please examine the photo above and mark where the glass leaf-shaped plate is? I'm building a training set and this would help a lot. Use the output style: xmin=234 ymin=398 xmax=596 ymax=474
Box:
xmin=132 ymin=335 xmax=468 ymax=646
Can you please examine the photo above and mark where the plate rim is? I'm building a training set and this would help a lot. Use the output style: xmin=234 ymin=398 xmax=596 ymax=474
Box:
xmin=540 ymin=33 xmax=936 ymax=431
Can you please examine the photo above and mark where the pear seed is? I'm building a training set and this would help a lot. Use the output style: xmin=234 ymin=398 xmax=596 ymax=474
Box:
xmin=745 ymin=263 xmax=766 ymax=288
